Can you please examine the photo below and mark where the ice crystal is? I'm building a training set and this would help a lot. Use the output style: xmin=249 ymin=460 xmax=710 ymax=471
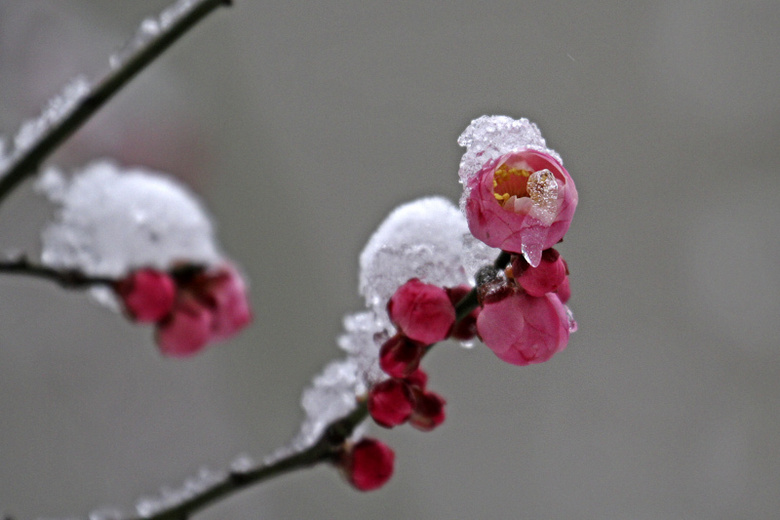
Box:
xmin=37 ymin=160 xmax=221 ymax=277
xmin=457 ymin=115 xmax=560 ymax=188
xmin=359 ymin=196 xmax=495 ymax=312
xmin=1 ymin=76 xmax=90 ymax=177
xmin=338 ymin=311 xmax=393 ymax=388
xmin=291 ymin=358 xmax=366 ymax=451
xmin=109 ymin=0 xmax=199 ymax=69
xmin=135 ymin=467 xmax=225 ymax=518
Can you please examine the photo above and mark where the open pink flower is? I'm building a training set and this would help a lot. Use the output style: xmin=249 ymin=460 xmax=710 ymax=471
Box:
xmin=464 ymin=149 xmax=577 ymax=267
xmin=476 ymin=289 xmax=570 ymax=366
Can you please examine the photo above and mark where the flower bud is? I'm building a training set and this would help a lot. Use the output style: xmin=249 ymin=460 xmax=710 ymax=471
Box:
xmin=185 ymin=264 xmax=252 ymax=341
xmin=341 ymin=438 xmax=395 ymax=492
xmin=476 ymin=289 xmax=569 ymax=366
xmin=512 ymin=249 xmax=567 ymax=297
xmin=387 ymin=278 xmax=455 ymax=344
xmin=155 ymin=299 xmax=214 ymax=357
xmin=409 ymin=390 xmax=447 ymax=432
xmin=115 ymin=269 xmax=176 ymax=323
xmin=378 ymin=334 xmax=426 ymax=378
xmin=368 ymin=379 xmax=415 ymax=428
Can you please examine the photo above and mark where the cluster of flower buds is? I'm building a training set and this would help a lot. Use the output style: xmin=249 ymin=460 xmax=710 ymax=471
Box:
xmin=343 ymin=119 xmax=579 ymax=492
xmin=464 ymin=146 xmax=577 ymax=366
xmin=114 ymin=263 xmax=252 ymax=357
xmin=342 ymin=279 xmax=478 ymax=490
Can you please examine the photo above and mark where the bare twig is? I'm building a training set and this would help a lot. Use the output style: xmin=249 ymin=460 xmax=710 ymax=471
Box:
xmin=0 ymin=0 xmax=232 ymax=206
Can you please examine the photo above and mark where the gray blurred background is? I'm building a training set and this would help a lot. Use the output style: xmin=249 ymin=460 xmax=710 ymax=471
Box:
xmin=1 ymin=1 xmax=779 ymax=518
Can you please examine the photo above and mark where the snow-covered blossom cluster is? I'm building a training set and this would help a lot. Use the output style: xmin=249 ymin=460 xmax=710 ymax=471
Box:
xmin=35 ymin=160 xmax=252 ymax=356
xmin=295 ymin=115 xmax=580 ymax=491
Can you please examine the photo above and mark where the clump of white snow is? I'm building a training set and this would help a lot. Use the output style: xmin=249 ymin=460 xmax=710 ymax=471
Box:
xmin=457 ymin=115 xmax=560 ymax=187
xmin=36 ymin=160 xmax=221 ymax=277
xmin=359 ymin=196 xmax=497 ymax=313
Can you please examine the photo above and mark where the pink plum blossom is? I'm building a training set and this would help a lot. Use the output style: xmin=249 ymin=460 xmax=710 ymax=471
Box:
xmin=512 ymin=248 xmax=567 ymax=297
xmin=464 ymin=149 xmax=577 ymax=267
xmin=387 ymin=278 xmax=455 ymax=344
xmin=115 ymin=269 xmax=176 ymax=323
xmin=476 ymin=289 xmax=570 ymax=366
xmin=342 ymin=438 xmax=396 ymax=492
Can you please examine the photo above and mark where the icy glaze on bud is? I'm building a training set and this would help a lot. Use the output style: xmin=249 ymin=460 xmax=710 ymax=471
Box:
xmin=342 ymin=439 xmax=395 ymax=492
xmin=368 ymin=379 xmax=415 ymax=428
xmin=116 ymin=269 xmax=176 ymax=323
xmin=387 ymin=278 xmax=455 ymax=344
xmin=476 ymin=290 xmax=569 ymax=366
xmin=465 ymin=149 xmax=577 ymax=267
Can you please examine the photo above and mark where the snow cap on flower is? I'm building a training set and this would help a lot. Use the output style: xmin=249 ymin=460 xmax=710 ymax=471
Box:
xmin=359 ymin=197 xmax=496 ymax=313
xmin=476 ymin=289 xmax=570 ymax=366
xmin=342 ymin=438 xmax=395 ymax=492
xmin=457 ymin=116 xmax=577 ymax=267
xmin=387 ymin=278 xmax=455 ymax=344
xmin=115 ymin=268 xmax=176 ymax=322
xmin=368 ymin=379 xmax=415 ymax=428
xmin=512 ymin=249 xmax=568 ymax=297
xmin=37 ymin=161 xmax=220 ymax=278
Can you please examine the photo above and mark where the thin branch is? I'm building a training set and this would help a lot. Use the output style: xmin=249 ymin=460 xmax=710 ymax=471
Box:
xmin=131 ymin=404 xmax=369 ymax=520
xmin=0 ymin=0 xmax=232 ymax=207
xmin=0 ymin=257 xmax=115 ymax=289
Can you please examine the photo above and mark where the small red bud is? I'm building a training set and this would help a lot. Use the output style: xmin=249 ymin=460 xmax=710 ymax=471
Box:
xmin=115 ymin=269 xmax=176 ymax=323
xmin=409 ymin=390 xmax=447 ymax=432
xmin=368 ymin=379 xmax=414 ymax=428
xmin=342 ymin=438 xmax=395 ymax=492
xmin=387 ymin=278 xmax=455 ymax=344
xmin=378 ymin=334 xmax=426 ymax=378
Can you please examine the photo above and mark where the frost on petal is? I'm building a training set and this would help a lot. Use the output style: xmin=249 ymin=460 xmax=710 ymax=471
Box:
xmin=291 ymin=358 xmax=365 ymax=452
xmin=457 ymin=115 xmax=560 ymax=189
xmin=37 ymin=160 xmax=221 ymax=277
xmin=359 ymin=196 xmax=477 ymax=312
